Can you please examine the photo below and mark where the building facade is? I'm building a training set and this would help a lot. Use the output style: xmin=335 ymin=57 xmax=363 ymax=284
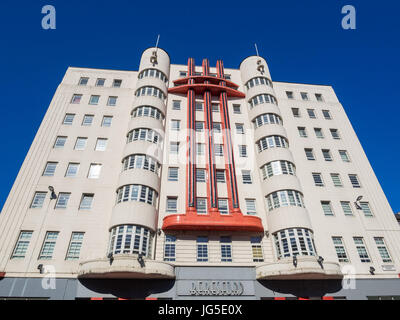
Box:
xmin=0 ymin=47 xmax=399 ymax=300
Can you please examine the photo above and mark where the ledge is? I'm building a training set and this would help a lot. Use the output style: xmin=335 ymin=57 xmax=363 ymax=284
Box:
xmin=256 ymin=256 xmax=343 ymax=280
xmin=78 ymin=255 xmax=175 ymax=279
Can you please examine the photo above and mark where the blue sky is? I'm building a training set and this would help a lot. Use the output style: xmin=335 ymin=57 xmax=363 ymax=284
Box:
xmin=0 ymin=0 xmax=399 ymax=213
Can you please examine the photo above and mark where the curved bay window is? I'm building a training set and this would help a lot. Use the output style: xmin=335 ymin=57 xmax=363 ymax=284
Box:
xmin=249 ymin=93 xmax=277 ymax=108
xmin=138 ymin=68 xmax=168 ymax=83
xmin=131 ymin=106 xmax=164 ymax=121
xmin=265 ymin=189 xmax=305 ymax=211
xmin=108 ymin=225 xmax=153 ymax=257
xmin=116 ymin=184 xmax=158 ymax=207
xmin=260 ymin=160 xmax=296 ymax=180
xmin=135 ymin=86 xmax=166 ymax=101
xmin=256 ymin=135 xmax=289 ymax=153
xmin=273 ymin=228 xmax=316 ymax=259
xmin=253 ymin=113 xmax=282 ymax=128
xmin=122 ymin=154 xmax=160 ymax=175
xmin=245 ymin=76 xmax=273 ymax=90
xmin=127 ymin=128 xmax=162 ymax=145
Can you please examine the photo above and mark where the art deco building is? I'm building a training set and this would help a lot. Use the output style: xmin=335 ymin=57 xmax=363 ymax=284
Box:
xmin=0 ymin=47 xmax=399 ymax=300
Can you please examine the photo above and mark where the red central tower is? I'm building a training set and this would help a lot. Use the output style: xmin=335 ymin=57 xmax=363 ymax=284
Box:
xmin=162 ymin=58 xmax=264 ymax=232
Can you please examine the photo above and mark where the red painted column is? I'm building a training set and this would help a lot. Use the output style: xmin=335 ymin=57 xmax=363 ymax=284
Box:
xmin=216 ymin=60 xmax=241 ymax=213
xmin=202 ymin=59 xmax=218 ymax=213
xmin=186 ymin=58 xmax=197 ymax=214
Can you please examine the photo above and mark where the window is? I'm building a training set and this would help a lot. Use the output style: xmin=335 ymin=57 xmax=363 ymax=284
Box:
xmin=117 ymin=185 xmax=158 ymax=206
xmin=253 ymin=113 xmax=282 ymax=128
xmin=273 ymin=228 xmax=316 ymax=259
xmin=63 ymin=114 xmax=75 ymax=125
xmin=55 ymin=193 xmax=70 ymax=209
xmin=179 ymin=71 xmax=187 ymax=77
xmin=321 ymin=201 xmax=334 ymax=216
xmin=138 ymin=69 xmax=168 ymax=83
xmin=195 ymin=102 xmax=203 ymax=111
xmin=54 ymin=136 xmax=67 ymax=149
xmin=112 ymin=79 xmax=122 ymax=88
xmin=96 ymin=78 xmax=105 ymax=87
xmin=102 ymin=116 xmax=113 ymax=127
xmin=286 ymin=91 xmax=294 ymax=99
xmin=172 ymin=100 xmax=181 ymax=110
xmin=218 ymin=199 xmax=229 ymax=215
xmin=132 ymin=106 xmax=163 ymax=120
xmin=242 ymin=170 xmax=252 ymax=184
xmin=305 ymin=148 xmax=315 ymax=160
xmin=360 ymin=202 xmax=373 ymax=217
xmin=66 ymin=232 xmax=84 ymax=260
xmin=79 ymin=194 xmax=94 ymax=210
xmin=291 ymin=108 xmax=300 ymax=117
xmin=170 ymin=142 xmax=179 ymax=154
xmin=170 ymin=120 xmax=180 ymax=131
xmin=353 ymin=237 xmax=371 ymax=262
xmin=249 ymin=93 xmax=277 ymax=108
xmin=195 ymin=121 xmax=204 ymax=132
xmin=196 ymin=169 xmax=206 ymax=182
xmin=374 ymin=237 xmax=392 ymax=263
xmin=349 ymin=174 xmax=361 ymax=188
xmin=108 ymin=225 xmax=153 ymax=257
xmin=135 ymin=86 xmax=165 ymax=100
xmin=30 ymin=192 xmax=47 ymax=208
xmin=340 ymin=201 xmax=353 ymax=216
xmin=71 ymin=94 xmax=82 ymax=104
xmin=256 ymin=136 xmax=289 ymax=152
xmin=127 ymin=128 xmax=161 ymax=145
xmin=238 ymin=145 xmax=247 ymax=157
xmin=43 ymin=162 xmax=57 ymax=176
xmin=233 ymin=104 xmax=241 ymax=114
xmin=197 ymin=237 xmax=208 ymax=262
xmin=39 ymin=232 xmax=59 ymax=260
xmin=312 ymin=173 xmax=324 ymax=187
xmin=89 ymin=95 xmax=100 ymax=105
xmin=168 ymin=167 xmax=178 ymax=181
xmin=251 ymin=237 xmax=264 ymax=262
xmin=95 ymin=138 xmax=108 ymax=151
xmin=82 ymin=115 xmax=94 ymax=126
xmin=339 ymin=150 xmax=350 ymax=162
xmin=196 ymin=198 xmax=208 ymax=214
xmin=74 ymin=137 xmax=87 ymax=150
xmin=216 ymin=170 xmax=226 ymax=183
xmin=213 ymin=122 xmax=222 ymax=133
xmin=87 ymin=164 xmax=102 ymax=179
xmin=330 ymin=129 xmax=340 ymax=139
xmin=196 ymin=143 xmax=205 ymax=156
xmin=298 ymin=127 xmax=307 ymax=138
xmin=107 ymin=96 xmax=117 ymax=106
xmin=245 ymin=199 xmax=257 ymax=215
xmin=307 ymin=109 xmax=316 ymax=119
xmin=322 ymin=149 xmax=332 ymax=161
xmin=314 ymin=128 xmax=324 ymax=139
xmin=331 ymin=173 xmax=343 ymax=187
xmin=78 ymin=77 xmax=89 ymax=86
xmin=315 ymin=93 xmax=324 ymax=102
xmin=245 ymin=77 xmax=273 ymax=90
xmin=301 ymin=92 xmax=309 ymax=101
xmin=122 ymin=154 xmax=160 ymax=175
xmin=332 ymin=237 xmax=349 ymax=262
xmin=322 ymin=110 xmax=332 ymax=119
xmin=164 ymin=235 xmax=176 ymax=262
xmin=260 ymin=160 xmax=295 ymax=180
xmin=215 ymin=144 xmax=224 ymax=156
xmin=65 ymin=163 xmax=79 ymax=177
xmin=266 ymin=190 xmax=305 ymax=211
xmin=11 ymin=231 xmax=33 ymax=259
xmin=212 ymin=103 xmax=219 ymax=112
xmin=166 ymin=197 xmax=178 ymax=213
xmin=220 ymin=237 xmax=232 ymax=262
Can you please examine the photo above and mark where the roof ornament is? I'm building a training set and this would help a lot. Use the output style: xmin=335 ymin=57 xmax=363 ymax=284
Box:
xmin=150 ymin=34 xmax=160 ymax=65
xmin=255 ymin=43 xmax=265 ymax=74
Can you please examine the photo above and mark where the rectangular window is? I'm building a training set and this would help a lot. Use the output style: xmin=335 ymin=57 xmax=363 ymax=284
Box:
xmin=251 ymin=236 xmax=264 ymax=262
xmin=95 ymin=78 xmax=105 ymax=87
xmin=89 ymin=95 xmax=100 ymax=105
xmin=321 ymin=201 xmax=334 ymax=216
xmin=313 ymin=173 xmax=324 ymax=187
xmin=340 ymin=201 xmax=353 ymax=216
xmin=213 ymin=122 xmax=222 ymax=133
xmin=331 ymin=173 xmax=343 ymax=187
xmin=170 ymin=119 xmax=180 ymax=131
xmin=197 ymin=237 xmax=208 ymax=262
xmin=235 ymin=123 xmax=244 ymax=134
xmin=305 ymin=148 xmax=315 ymax=160
xmin=39 ymin=231 xmax=59 ymax=260
xmin=218 ymin=199 xmax=229 ymax=215
xmin=71 ymin=94 xmax=82 ymax=104
xmin=195 ymin=102 xmax=203 ymax=111
xmin=322 ymin=110 xmax=332 ymax=119
xmin=74 ymin=137 xmax=87 ymax=150
xmin=168 ymin=167 xmax=178 ymax=181
xmin=216 ymin=170 xmax=226 ymax=183
xmin=43 ymin=162 xmax=57 ymax=176
xmin=220 ymin=237 xmax=232 ymax=262
xmin=195 ymin=121 xmax=204 ymax=132
xmin=196 ymin=143 xmax=205 ymax=155
xmin=245 ymin=199 xmax=257 ymax=215
xmin=242 ymin=170 xmax=252 ymax=184
xmin=238 ymin=145 xmax=247 ymax=157
xmin=349 ymin=174 xmax=361 ymax=188
xmin=315 ymin=93 xmax=324 ymax=102
xmin=233 ymin=104 xmax=241 ymax=114
xmin=88 ymin=164 xmax=102 ymax=179
xmin=164 ymin=235 xmax=176 ymax=262
xmin=353 ymin=237 xmax=371 ymax=262
xmin=65 ymin=163 xmax=79 ymax=177
xmin=339 ymin=150 xmax=350 ymax=162
xmin=179 ymin=71 xmax=187 ymax=77
xmin=322 ymin=149 xmax=332 ymax=161
xmin=196 ymin=169 xmax=206 ymax=182
xmin=215 ymin=144 xmax=224 ymax=156
xmin=79 ymin=194 xmax=94 ymax=210
xmin=30 ymin=192 xmax=47 ymax=208
xmin=82 ymin=115 xmax=94 ymax=126
xmin=107 ymin=96 xmax=117 ymax=106
xmin=286 ymin=91 xmax=294 ymax=99
xmin=54 ymin=136 xmax=67 ymax=149
xmin=166 ymin=197 xmax=177 ymax=213
xmin=172 ymin=100 xmax=181 ymax=110
xmin=55 ymin=193 xmax=70 ymax=209
xmin=298 ymin=127 xmax=307 ymax=137
xmin=307 ymin=109 xmax=316 ymax=119
xmin=102 ymin=116 xmax=113 ymax=127
xmin=360 ymin=202 xmax=373 ymax=217
xmin=112 ymin=79 xmax=122 ymax=88
xmin=78 ymin=77 xmax=89 ymax=86
xmin=170 ymin=142 xmax=179 ymax=154
xmin=11 ymin=231 xmax=33 ymax=259
xmin=292 ymin=108 xmax=300 ymax=117
xmin=212 ymin=103 xmax=219 ymax=112
xmin=330 ymin=129 xmax=340 ymax=139
xmin=196 ymin=198 xmax=208 ymax=214
xmin=66 ymin=232 xmax=84 ymax=260
xmin=301 ymin=92 xmax=309 ymax=101
xmin=374 ymin=237 xmax=392 ymax=263
xmin=332 ymin=237 xmax=349 ymax=262
xmin=63 ymin=114 xmax=75 ymax=125
xmin=95 ymin=138 xmax=108 ymax=151
xmin=314 ymin=128 xmax=324 ymax=139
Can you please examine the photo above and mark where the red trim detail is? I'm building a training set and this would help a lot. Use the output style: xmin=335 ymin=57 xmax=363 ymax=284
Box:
xmin=0 ymin=272 xmax=5 ymax=279
xmin=168 ymin=84 xmax=245 ymax=98
xmin=298 ymin=297 xmax=310 ymax=300
xmin=145 ymin=297 xmax=158 ymax=300
xmin=90 ymin=297 xmax=103 ymax=300
xmin=173 ymin=76 xmax=239 ymax=89
xmin=322 ymin=296 xmax=334 ymax=300
xmin=274 ymin=297 xmax=286 ymax=300
xmin=118 ymin=298 xmax=128 ymax=300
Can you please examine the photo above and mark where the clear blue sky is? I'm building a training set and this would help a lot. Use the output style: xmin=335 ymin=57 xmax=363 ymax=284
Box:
xmin=0 ymin=0 xmax=399 ymax=213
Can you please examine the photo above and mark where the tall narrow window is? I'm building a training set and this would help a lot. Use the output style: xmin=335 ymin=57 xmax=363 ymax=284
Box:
xmin=43 ymin=162 xmax=57 ymax=177
xmin=312 ymin=173 xmax=324 ymax=187
xmin=166 ymin=197 xmax=177 ymax=213
xmin=216 ymin=170 xmax=226 ymax=183
xmin=353 ymin=237 xmax=371 ymax=262
xmin=331 ymin=173 xmax=343 ymax=187
xmin=215 ymin=144 xmax=224 ymax=156
xmin=88 ymin=164 xmax=102 ymax=179
xmin=298 ymin=127 xmax=307 ymax=138
xmin=321 ymin=201 xmax=334 ymax=216
xmin=197 ymin=237 xmax=208 ymax=262
xmin=196 ymin=169 xmax=206 ymax=182
xmin=63 ymin=114 xmax=75 ymax=125
xmin=322 ymin=149 xmax=332 ymax=161
xmin=196 ymin=143 xmax=205 ymax=156
xmin=172 ymin=100 xmax=181 ymax=110
xmin=349 ymin=174 xmax=361 ymax=188
xmin=314 ymin=128 xmax=324 ymax=139
xmin=95 ymin=138 xmax=108 ymax=151
xmin=315 ymin=93 xmax=324 ymax=102
xmin=235 ymin=123 xmax=244 ymax=134
xmin=251 ymin=237 xmax=264 ymax=262
xmin=65 ymin=163 xmax=79 ymax=177
xmin=55 ymin=193 xmax=70 ymax=209
xmin=360 ymin=202 xmax=373 ymax=217
xmin=79 ymin=194 xmax=94 ymax=210
xmin=233 ymin=104 xmax=241 ymax=114
xmin=196 ymin=198 xmax=208 ymax=214
xmin=164 ymin=235 xmax=176 ymax=262
xmin=89 ymin=95 xmax=100 ymax=105
xmin=339 ymin=150 xmax=350 ymax=162
xmin=168 ymin=167 xmax=178 ymax=181
xmin=74 ymin=137 xmax=87 ymax=150
xmin=305 ymin=148 xmax=315 ymax=160
xmin=71 ymin=94 xmax=82 ymax=104
xmin=245 ymin=199 xmax=257 ymax=215
xmin=301 ymin=92 xmax=309 ymax=101
xmin=102 ymin=116 xmax=113 ymax=127
xmin=107 ymin=96 xmax=117 ymax=106
xmin=291 ymin=108 xmax=300 ymax=117
xmin=66 ymin=232 xmax=84 ymax=260
xmin=82 ymin=115 xmax=94 ymax=126
xmin=374 ymin=237 xmax=392 ymax=263
xmin=340 ymin=201 xmax=353 ymax=216
xmin=238 ymin=145 xmax=247 ymax=157
xmin=218 ymin=199 xmax=229 ymax=215
xmin=242 ymin=170 xmax=252 ymax=184
xmin=11 ymin=231 xmax=33 ymax=259
xmin=54 ymin=136 xmax=67 ymax=149
xmin=332 ymin=237 xmax=349 ymax=262
xmin=330 ymin=129 xmax=340 ymax=139
xmin=307 ymin=109 xmax=316 ymax=119
xmin=286 ymin=91 xmax=294 ymax=99
xmin=39 ymin=232 xmax=59 ymax=260
xmin=30 ymin=192 xmax=47 ymax=208
xmin=170 ymin=119 xmax=181 ymax=131
xmin=322 ymin=110 xmax=332 ymax=119
xmin=170 ymin=142 xmax=179 ymax=154
xmin=220 ymin=237 xmax=232 ymax=262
